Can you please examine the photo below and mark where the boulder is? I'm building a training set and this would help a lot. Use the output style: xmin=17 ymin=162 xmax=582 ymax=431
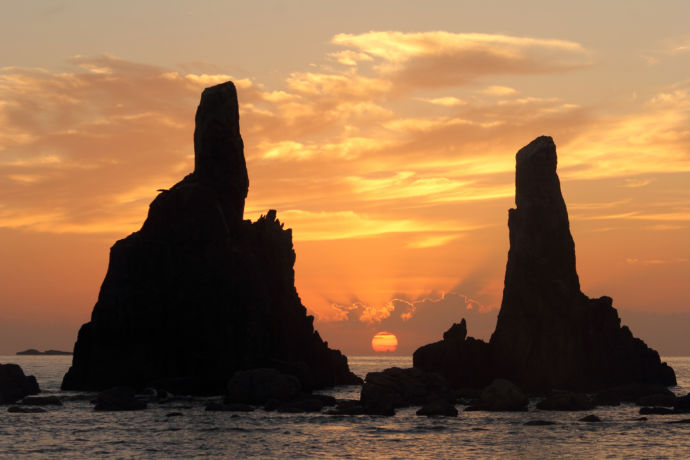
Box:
xmin=413 ymin=319 xmax=494 ymax=388
xmin=536 ymin=392 xmax=594 ymax=411
xmin=61 ymin=81 xmax=360 ymax=394
xmin=416 ymin=400 xmax=458 ymax=417
xmin=94 ymin=387 xmax=147 ymax=411
xmin=478 ymin=379 xmax=528 ymax=411
xmin=276 ymin=397 xmax=324 ymax=413
xmin=640 ymin=406 xmax=675 ymax=415
xmin=0 ymin=363 xmax=40 ymax=404
xmin=579 ymin=414 xmax=602 ymax=422
xmin=225 ymin=368 xmax=300 ymax=405
xmin=325 ymin=399 xmax=394 ymax=416
xmin=596 ymin=383 xmax=673 ymax=405
xmin=360 ymin=367 xmax=454 ymax=412
xmin=673 ymin=393 xmax=690 ymax=413
xmin=636 ymin=393 xmax=677 ymax=407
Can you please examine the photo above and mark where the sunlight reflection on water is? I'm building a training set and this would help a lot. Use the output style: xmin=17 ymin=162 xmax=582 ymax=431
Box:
xmin=1 ymin=355 xmax=689 ymax=458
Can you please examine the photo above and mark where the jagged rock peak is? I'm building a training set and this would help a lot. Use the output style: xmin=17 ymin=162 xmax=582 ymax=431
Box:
xmin=193 ymin=81 xmax=248 ymax=218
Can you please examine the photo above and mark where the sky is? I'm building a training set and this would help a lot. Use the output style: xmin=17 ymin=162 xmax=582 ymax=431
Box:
xmin=0 ymin=0 xmax=689 ymax=356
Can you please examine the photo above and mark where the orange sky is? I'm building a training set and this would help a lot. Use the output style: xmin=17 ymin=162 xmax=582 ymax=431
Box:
xmin=1 ymin=1 xmax=689 ymax=355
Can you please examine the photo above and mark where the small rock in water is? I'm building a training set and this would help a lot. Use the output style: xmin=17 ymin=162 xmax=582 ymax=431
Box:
xmin=20 ymin=396 xmax=62 ymax=406
xmin=665 ymin=419 xmax=690 ymax=424
xmin=579 ymin=414 xmax=602 ymax=422
xmin=205 ymin=402 xmax=254 ymax=412
xmin=166 ymin=412 xmax=183 ymax=417
xmin=94 ymin=387 xmax=147 ymax=411
xmin=8 ymin=406 xmax=46 ymax=413
xmin=537 ymin=392 xmax=594 ymax=411
xmin=416 ymin=400 xmax=458 ymax=417
xmin=524 ymin=420 xmax=557 ymax=426
xmin=640 ymin=406 xmax=675 ymax=415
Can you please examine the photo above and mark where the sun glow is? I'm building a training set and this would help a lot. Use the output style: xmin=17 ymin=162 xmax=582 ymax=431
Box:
xmin=371 ymin=332 xmax=398 ymax=352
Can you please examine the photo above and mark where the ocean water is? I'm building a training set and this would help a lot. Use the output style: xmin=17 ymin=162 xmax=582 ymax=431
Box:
xmin=1 ymin=355 xmax=690 ymax=459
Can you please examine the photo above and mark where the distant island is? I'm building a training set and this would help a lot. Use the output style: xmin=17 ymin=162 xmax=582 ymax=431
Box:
xmin=16 ymin=349 xmax=72 ymax=356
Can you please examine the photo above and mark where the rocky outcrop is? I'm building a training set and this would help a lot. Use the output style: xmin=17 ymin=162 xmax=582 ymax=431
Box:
xmin=360 ymin=367 xmax=454 ymax=413
xmin=414 ymin=136 xmax=675 ymax=393
xmin=225 ymin=368 xmax=300 ymax=405
xmin=0 ymin=363 xmax=40 ymax=404
xmin=490 ymin=136 xmax=675 ymax=391
xmin=476 ymin=379 xmax=528 ymax=411
xmin=413 ymin=319 xmax=493 ymax=388
xmin=62 ymin=81 xmax=360 ymax=394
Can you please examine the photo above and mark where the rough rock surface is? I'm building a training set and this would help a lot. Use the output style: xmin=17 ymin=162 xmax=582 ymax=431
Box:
xmin=225 ymin=368 xmax=300 ymax=405
xmin=490 ymin=136 xmax=675 ymax=391
xmin=413 ymin=136 xmax=675 ymax=392
xmin=536 ymin=392 xmax=594 ymax=411
xmin=360 ymin=367 xmax=454 ymax=413
xmin=477 ymin=379 xmax=528 ymax=411
xmin=62 ymin=81 xmax=360 ymax=394
xmin=0 ymin=363 xmax=40 ymax=404
xmin=413 ymin=319 xmax=493 ymax=388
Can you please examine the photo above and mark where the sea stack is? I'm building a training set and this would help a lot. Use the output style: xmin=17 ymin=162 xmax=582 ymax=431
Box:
xmin=62 ymin=81 xmax=360 ymax=394
xmin=415 ymin=136 xmax=675 ymax=392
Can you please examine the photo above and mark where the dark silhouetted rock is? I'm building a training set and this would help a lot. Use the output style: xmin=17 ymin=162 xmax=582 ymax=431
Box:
xmin=478 ymin=379 xmax=528 ymax=411
xmin=205 ymin=402 xmax=254 ymax=412
xmin=62 ymin=81 xmax=360 ymax=394
xmin=94 ymin=387 xmax=147 ymax=411
xmin=225 ymin=368 xmax=300 ymax=405
xmin=537 ymin=392 xmax=594 ymax=411
xmin=360 ymin=367 xmax=454 ymax=413
xmin=640 ymin=406 xmax=675 ymax=415
xmin=277 ymin=397 xmax=324 ymax=413
xmin=166 ymin=412 xmax=183 ymax=417
xmin=490 ymin=136 xmax=676 ymax=391
xmin=636 ymin=393 xmax=677 ymax=407
xmin=596 ymin=383 xmax=673 ymax=405
xmin=416 ymin=400 xmax=458 ymax=417
xmin=0 ymin=363 xmax=40 ymax=404
xmin=8 ymin=406 xmax=46 ymax=413
xmin=19 ymin=396 xmax=62 ymax=406
xmin=414 ymin=137 xmax=675 ymax=393
xmin=325 ymin=399 xmax=394 ymax=416
xmin=413 ymin=319 xmax=494 ymax=388
xmin=673 ymin=393 xmax=690 ymax=413
xmin=524 ymin=420 xmax=557 ymax=426
xmin=666 ymin=418 xmax=690 ymax=424
xmin=579 ymin=414 xmax=602 ymax=422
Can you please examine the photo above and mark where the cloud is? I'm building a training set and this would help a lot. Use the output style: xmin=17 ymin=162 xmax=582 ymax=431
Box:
xmin=331 ymin=31 xmax=593 ymax=88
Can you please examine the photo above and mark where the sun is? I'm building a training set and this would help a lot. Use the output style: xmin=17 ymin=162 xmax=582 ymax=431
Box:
xmin=371 ymin=332 xmax=398 ymax=352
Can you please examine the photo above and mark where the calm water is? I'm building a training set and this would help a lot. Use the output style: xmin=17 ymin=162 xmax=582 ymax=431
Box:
xmin=2 ymin=355 xmax=690 ymax=459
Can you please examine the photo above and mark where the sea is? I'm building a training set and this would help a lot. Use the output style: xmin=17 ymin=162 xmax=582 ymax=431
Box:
xmin=1 ymin=355 xmax=690 ymax=459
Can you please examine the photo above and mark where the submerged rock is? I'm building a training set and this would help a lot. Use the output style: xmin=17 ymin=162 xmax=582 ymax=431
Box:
xmin=62 ymin=81 xmax=360 ymax=394
xmin=8 ymin=406 xmax=46 ymax=413
xmin=0 ymin=363 xmax=40 ymax=404
xmin=579 ymin=414 xmax=602 ymax=423
xmin=524 ymin=420 xmax=557 ymax=426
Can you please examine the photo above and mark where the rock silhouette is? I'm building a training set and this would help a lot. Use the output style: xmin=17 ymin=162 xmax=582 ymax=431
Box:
xmin=62 ymin=81 xmax=360 ymax=394
xmin=414 ymin=136 xmax=676 ymax=392
xmin=0 ymin=363 xmax=40 ymax=404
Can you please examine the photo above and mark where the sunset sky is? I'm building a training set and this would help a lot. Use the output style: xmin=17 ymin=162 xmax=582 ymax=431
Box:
xmin=1 ymin=1 xmax=689 ymax=356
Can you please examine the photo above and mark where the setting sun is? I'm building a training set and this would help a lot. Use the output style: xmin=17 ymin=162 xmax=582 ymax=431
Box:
xmin=371 ymin=332 xmax=398 ymax=352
